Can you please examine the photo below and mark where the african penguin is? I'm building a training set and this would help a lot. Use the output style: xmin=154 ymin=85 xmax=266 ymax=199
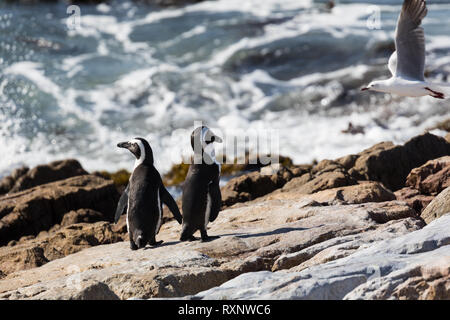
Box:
xmin=180 ymin=126 xmax=222 ymax=242
xmin=115 ymin=137 xmax=182 ymax=250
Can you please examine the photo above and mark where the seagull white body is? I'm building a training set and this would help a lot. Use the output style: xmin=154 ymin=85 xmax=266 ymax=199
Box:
xmin=362 ymin=0 xmax=448 ymax=99
xmin=372 ymin=77 xmax=435 ymax=97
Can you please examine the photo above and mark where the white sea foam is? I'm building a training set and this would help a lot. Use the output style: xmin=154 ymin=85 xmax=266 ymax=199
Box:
xmin=1 ymin=0 xmax=449 ymax=179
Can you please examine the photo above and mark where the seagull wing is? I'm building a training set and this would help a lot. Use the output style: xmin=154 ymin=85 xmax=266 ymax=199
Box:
xmin=394 ymin=0 xmax=427 ymax=81
xmin=388 ymin=51 xmax=397 ymax=76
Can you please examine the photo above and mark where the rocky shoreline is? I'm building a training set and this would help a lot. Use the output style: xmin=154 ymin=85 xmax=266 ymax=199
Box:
xmin=0 ymin=132 xmax=449 ymax=299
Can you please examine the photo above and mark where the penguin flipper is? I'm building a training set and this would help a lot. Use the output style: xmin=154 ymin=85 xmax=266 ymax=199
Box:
xmin=160 ymin=186 xmax=182 ymax=224
xmin=207 ymin=176 xmax=222 ymax=223
xmin=114 ymin=183 xmax=129 ymax=224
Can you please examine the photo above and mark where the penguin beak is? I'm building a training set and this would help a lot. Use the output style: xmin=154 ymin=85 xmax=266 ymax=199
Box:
xmin=117 ymin=141 xmax=131 ymax=149
xmin=213 ymin=135 xmax=223 ymax=143
xmin=361 ymin=87 xmax=369 ymax=91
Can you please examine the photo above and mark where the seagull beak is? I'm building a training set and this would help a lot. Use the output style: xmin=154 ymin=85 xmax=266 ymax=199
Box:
xmin=361 ymin=87 xmax=369 ymax=91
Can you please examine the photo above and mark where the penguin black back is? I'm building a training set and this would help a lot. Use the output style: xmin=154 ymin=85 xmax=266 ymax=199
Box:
xmin=117 ymin=137 xmax=182 ymax=250
xmin=181 ymin=126 xmax=222 ymax=242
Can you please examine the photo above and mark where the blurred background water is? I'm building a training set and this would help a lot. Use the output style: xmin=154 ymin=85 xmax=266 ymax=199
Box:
xmin=0 ymin=0 xmax=449 ymax=176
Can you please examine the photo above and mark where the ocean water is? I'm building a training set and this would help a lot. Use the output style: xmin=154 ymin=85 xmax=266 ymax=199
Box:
xmin=0 ymin=0 xmax=449 ymax=177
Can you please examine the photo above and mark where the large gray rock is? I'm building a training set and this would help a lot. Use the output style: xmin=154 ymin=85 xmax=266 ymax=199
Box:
xmin=192 ymin=214 xmax=450 ymax=300
xmin=0 ymin=199 xmax=420 ymax=300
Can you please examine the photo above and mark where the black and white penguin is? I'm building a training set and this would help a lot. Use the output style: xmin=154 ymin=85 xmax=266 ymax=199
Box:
xmin=115 ymin=137 xmax=182 ymax=250
xmin=180 ymin=126 xmax=222 ymax=242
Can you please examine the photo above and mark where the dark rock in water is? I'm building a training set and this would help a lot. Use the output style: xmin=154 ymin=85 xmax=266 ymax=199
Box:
xmin=0 ymin=175 xmax=119 ymax=246
xmin=341 ymin=122 xmax=364 ymax=135
xmin=61 ymin=209 xmax=106 ymax=227
xmin=349 ymin=133 xmax=450 ymax=191
xmin=0 ymin=159 xmax=88 ymax=195
xmin=421 ymin=186 xmax=450 ymax=224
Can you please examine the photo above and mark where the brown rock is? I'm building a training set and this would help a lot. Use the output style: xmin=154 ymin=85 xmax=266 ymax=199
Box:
xmin=0 ymin=167 xmax=29 ymax=195
xmin=281 ymin=170 xmax=356 ymax=195
xmin=61 ymin=209 xmax=106 ymax=227
xmin=349 ymin=133 xmax=450 ymax=191
xmin=388 ymin=264 xmax=450 ymax=300
xmin=265 ymin=182 xmax=395 ymax=205
xmin=0 ymin=175 xmax=119 ymax=245
xmin=311 ymin=160 xmax=344 ymax=175
xmin=8 ymin=159 xmax=88 ymax=194
xmin=310 ymin=182 xmax=396 ymax=204
xmin=71 ymin=281 xmax=120 ymax=300
xmin=0 ymin=222 xmax=123 ymax=275
xmin=406 ymin=156 xmax=450 ymax=195
xmin=0 ymin=245 xmax=49 ymax=275
xmin=336 ymin=154 xmax=359 ymax=171
xmin=221 ymin=166 xmax=302 ymax=207
xmin=446 ymin=133 xmax=450 ymax=143
xmin=395 ymin=187 xmax=434 ymax=213
xmin=421 ymin=186 xmax=450 ymax=224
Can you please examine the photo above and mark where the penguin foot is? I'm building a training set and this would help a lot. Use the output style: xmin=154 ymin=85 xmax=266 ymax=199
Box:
xmin=201 ymin=235 xmax=220 ymax=242
xmin=179 ymin=236 xmax=196 ymax=242
xmin=130 ymin=241 xmax=138 ymax=251
xmin=149 ymin=240 xmax=163 ymax=246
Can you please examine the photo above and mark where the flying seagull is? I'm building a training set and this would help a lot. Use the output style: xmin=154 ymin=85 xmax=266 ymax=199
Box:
xmin=361 ymin=0 xmax=449 ymax=99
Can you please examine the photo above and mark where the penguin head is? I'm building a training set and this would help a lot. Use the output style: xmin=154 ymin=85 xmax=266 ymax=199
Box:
xmin=190 ymin=126 xmax=222 ymax=151
xmin=117 ymin=137 xmax=154 ymax=165
xmin=190 ymin=126 xmax=222 ymax=165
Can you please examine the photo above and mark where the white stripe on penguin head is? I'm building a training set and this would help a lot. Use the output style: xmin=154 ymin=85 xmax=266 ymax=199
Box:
xmin=201 ymin=127 xmax=220 ymax=173
xmin=131 ymin=138 xmax=146 ymax=171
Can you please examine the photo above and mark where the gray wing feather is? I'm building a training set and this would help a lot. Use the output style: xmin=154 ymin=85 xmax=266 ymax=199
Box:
xmin=394 ymin=0 xmax=427 ymax=80
xmin=114 ymin=184 xmax=129 ymax=224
